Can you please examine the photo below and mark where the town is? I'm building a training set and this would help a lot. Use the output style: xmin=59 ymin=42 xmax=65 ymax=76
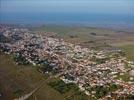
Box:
xmin=0 ymin=25 xmax=134 ymax=99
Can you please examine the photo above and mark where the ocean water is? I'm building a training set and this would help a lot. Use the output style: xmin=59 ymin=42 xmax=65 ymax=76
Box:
xmin=0 ymin=12 xmax=134 ymax=29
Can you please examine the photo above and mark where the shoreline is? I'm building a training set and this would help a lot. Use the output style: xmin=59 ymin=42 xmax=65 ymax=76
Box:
xmin=0 ymin=23 xmax=134 ymax=33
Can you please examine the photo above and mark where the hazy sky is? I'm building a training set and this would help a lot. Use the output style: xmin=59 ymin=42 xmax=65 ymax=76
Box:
xmin=1 ymin=0 xmax=134 ymax=14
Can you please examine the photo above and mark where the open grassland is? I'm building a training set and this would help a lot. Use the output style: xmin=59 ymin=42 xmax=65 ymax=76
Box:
xmin=117 ymin=45 xmax=134 ymax=61
xmin=33 ymin=25 xmax=119 ymax=40
xmin=33 ymin=25 xmax=119 ymax=35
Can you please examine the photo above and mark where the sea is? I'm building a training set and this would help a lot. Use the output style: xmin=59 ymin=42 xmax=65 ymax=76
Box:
xmin=0 ymin=12 xmax=134 ymax=30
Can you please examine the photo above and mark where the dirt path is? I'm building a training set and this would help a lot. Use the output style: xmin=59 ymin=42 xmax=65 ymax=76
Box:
xmin=14 ymin=80 xmax=46 ymax=100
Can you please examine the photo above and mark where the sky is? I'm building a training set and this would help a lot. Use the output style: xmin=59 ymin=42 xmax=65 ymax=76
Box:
xmin=1 ymin=0 xmax=134 ymax=15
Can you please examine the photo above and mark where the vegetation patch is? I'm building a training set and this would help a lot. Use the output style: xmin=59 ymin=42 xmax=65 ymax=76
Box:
xmin=85 ymin=84 xmax=122 ymax=99
xmin=48 ymin=79 xmax=90 ymax=100
xmin=118 ymin=45 xmax=134 ymax=61
xmin=48 ymin=79 xmax=78 ymax=94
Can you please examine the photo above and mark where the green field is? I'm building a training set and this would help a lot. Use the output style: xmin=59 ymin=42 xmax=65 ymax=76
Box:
xmin=118 ymin=45 xmax=134 ymax=61
xmin=33 ymin=25 xmax=118 ymax=39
